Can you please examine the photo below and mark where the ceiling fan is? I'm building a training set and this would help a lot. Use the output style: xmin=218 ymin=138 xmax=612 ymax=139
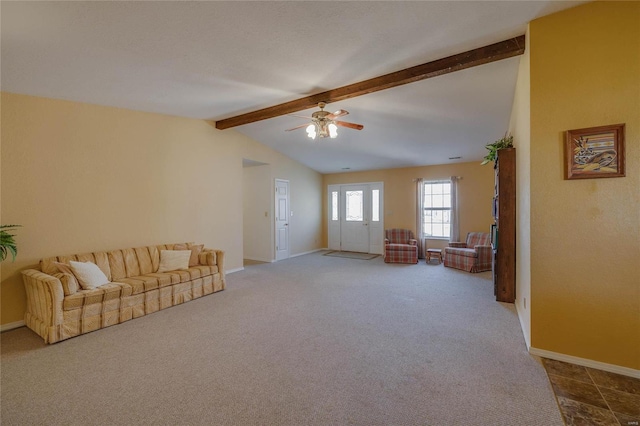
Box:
xmin=285 ymin=102 xmax=364 ymax=139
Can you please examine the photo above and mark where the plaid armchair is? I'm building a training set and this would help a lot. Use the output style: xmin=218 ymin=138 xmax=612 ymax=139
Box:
xmin=384 ymin=229 xmax=418 ymax=264
xmin=444 ymin=232 xmax=492 ymax=272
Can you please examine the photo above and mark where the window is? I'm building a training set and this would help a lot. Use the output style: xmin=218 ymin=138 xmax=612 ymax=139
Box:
xmin=331 ymin=191 xmax=338 ymax=221
xmin=371 ymin=189 xmax=380 ymax=222
xmin=423 ymin=181 xmax=451 ymax=238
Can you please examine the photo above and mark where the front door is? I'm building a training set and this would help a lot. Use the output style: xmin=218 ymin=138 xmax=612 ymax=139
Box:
xmin=275 ymin=179 xmax=290 ymax=261
xmin=340 ymin=185 xmax=370 ymax=252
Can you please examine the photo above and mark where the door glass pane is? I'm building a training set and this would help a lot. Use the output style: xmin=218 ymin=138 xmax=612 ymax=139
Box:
xmin=372 ymin=190 xmax=379 ymax=222
xmin=331 ymin=191 xmax=338 ymax=221
xmin=345 ymin=190 xmax=363 ymax=221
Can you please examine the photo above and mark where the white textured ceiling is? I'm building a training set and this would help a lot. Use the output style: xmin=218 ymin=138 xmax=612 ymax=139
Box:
xmin=1 ymin=1 xmax=583 ymax=173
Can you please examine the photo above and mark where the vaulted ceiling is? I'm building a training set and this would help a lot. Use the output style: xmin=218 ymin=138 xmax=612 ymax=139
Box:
xmin=1 ymin=1 xmax=583 ymax=173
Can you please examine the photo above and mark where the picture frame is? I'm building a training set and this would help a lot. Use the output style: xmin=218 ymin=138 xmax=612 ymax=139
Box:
xmin=564 ymin=124 xmax=625 ymax=180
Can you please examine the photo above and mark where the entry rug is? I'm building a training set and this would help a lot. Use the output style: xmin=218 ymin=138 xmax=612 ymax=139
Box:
xmin=323 ymin=251 xmax=379 ymax=260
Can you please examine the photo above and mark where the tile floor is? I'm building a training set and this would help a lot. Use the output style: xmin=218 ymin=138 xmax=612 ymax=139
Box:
xmin=542 ymin=358 xmax=640 ymax=426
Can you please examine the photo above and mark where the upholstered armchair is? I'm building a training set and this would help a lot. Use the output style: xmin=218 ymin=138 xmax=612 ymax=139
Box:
xmin=384 ymin=229 xmax=418 ymax=264
xmin=444 ymin=232 xmax=492 ymax=273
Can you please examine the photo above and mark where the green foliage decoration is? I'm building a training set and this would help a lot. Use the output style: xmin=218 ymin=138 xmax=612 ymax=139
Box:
xmin=0 ymin=225 xmax=21 ymax=262
xmin=481 ymin=133 xmax=514 ymax=165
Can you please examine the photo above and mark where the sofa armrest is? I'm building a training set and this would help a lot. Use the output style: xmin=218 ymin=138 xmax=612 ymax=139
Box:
xmin=409 ymin=239 xmax=417 ymax=246
xmin=214 ymin=249 xmax=225 ymax=282
xmin=22 ymin=269 xmax=65 ymax=328
xmin=199 ymin=249 xmax=217 ymax=267
xmin=448 ymin=242 xmax=467 ymax=248
xmin=200 ymin=248 xmax=225 ymax=282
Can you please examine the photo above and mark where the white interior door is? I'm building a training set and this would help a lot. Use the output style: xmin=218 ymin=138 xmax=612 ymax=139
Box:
xmin=275 ymin=179 xmax=290 ymax=261
xmin=340 ymin=185 xmax=370 ymax=252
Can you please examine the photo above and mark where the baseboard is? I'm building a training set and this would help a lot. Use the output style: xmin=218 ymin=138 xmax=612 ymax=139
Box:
xmin=243 ymin=257 xmax=274 ymax=263
xmin=290 ymin=248 xmax=326 ymax=258
xmin=1 ymin=320 xmax=25 ymax=332
xmin=226 ymin=267 xmax=245 ymax=274
xmin=529 ymin=347 xmax=640 ymax=379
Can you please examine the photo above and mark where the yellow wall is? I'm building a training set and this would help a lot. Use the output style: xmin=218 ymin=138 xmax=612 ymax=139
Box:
xmin=0 ymin=92 xmax=322 ymax=325
xmin=322 ymin=162 xmax=495 ymax=250
xmin=530 ymin=1 xmax=640 ymax=369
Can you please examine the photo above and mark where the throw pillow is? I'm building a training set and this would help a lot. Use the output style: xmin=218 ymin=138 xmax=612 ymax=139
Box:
xmin=186 ymin=243 xmax=204 ymax=267
xmin=158 ymin=250 xmax=191 ymax=272
xmin=53 ymin=261 xmax=74 ymax=276
xmin=69 ymin=261 xmax=110 ymax=290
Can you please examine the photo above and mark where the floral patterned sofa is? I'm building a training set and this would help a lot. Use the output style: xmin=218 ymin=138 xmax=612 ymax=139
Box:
xmin=22 ymin=243 xmax=225 ymax=344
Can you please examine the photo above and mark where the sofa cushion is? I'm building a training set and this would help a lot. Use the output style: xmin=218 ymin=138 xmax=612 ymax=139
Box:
xmin=54 ymin=272 xmax=79 ymax=296
xmin=62 ymin=283 xmax=131 ymax=311
xmin=43 ymin=253 xmax=112 ymax=281
xmin=134 ymin=247 xmax=154 ymax=275
xmin=158 ymin=250 xmax=191 ymax=272
xmin=117 ymin=267 xmax=216 ymax=295
xmin=386 ymin=243 xmax=418 ymax=252
xmin=187 ymin=243 xmax=204 ymax=266
xmin=69 ymin=261 xmax=110 ymax=289
xmin=445 ymin=247 xmax=478 ymax=258
xmin=122 ymin=248 xmax=141 ymax=277
xmin=119 ymin=276 xmax=160 ymax=295
xmin=466 ymin=232 xmax=490 ymax=247
xmin=108 ymin=250 xmax=127 ymax=281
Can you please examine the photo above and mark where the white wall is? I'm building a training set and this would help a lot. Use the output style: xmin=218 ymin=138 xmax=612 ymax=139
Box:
xmin=508 ymin=26 xmax=532 ymax=348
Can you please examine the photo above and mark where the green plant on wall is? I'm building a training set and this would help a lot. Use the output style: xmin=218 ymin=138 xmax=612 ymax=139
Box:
xmin=481 ymin=133 xmax=514 ymax=165
xmin=0 ymin=225 xmax=21 ymax=262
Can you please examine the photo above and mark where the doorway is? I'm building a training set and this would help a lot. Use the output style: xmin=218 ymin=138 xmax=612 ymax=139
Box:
xmin=275 ymin=179 xmax=290 ymax=261
xmin=327 ymin=182 xmax=384 ymax=254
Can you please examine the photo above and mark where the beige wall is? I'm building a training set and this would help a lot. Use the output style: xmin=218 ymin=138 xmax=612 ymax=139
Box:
xmin=243 ymin=165 xmax=272 ymax=262
xmin=1 ymin=92 xmax=322 ymax=325
xmin=322 ymin=162 xmax=494 ymax=250
xmin=530 ymin=1 xmax=639 ymax=369
xmin=508 ymin=26 xmax=532 ymax=347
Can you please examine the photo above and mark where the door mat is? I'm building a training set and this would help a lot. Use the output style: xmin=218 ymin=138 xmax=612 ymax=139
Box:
xmin=323 ymin=251 xmax=380 ymax=260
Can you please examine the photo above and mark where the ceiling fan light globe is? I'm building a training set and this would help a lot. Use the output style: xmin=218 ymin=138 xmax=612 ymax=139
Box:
xmin=328 ymin=123 xmax=338 ymax=138
xmin=306 ymin=124 xmax=317 ymax=139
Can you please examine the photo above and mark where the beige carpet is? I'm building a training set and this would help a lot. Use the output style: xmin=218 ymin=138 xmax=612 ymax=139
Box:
xmin=1 ymin=253 xmax=563 ymax=425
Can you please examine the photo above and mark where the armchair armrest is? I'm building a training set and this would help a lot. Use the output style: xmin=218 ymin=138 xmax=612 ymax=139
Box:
xmin=22 ymin=269 xmax=65 ymax=341
xmin=474 ymin=245 xmax=493 ymax=263
xmin=448 ymin=242 xmax=467 ymax=248
xmin=408 ymin=239 xmax=417 ymax=246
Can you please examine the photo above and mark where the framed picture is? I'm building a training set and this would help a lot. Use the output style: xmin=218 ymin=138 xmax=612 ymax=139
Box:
xmin=564 ymin=124 xmax=625 ymax=180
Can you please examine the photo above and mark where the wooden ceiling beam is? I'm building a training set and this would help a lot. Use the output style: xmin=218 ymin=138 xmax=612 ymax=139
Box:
xmin=215 ymin=35 xmax=525 ymax=130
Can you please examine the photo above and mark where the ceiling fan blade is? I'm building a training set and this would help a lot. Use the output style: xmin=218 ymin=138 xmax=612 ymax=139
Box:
xmin=326 ymin=109 xmax=349 ymax=120
xmin=335 ymin=120 xmax=363 ymax=130
xmin=285 ymin=123 xmax=310 ymax=132
xmin=288 ymin=114 xmax=313 ymax=119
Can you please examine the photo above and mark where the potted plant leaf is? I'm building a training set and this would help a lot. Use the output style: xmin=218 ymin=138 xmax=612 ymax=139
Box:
xmin=1 ymin=225 xmax=21 ymax=262
xmin=481 ymin=133 xmax=514 ymax=165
